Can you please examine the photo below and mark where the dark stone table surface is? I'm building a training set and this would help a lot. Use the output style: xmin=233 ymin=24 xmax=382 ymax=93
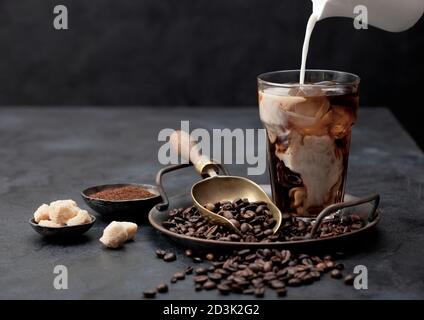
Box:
xmin=0 ymin=107 xmax=423 ymax=300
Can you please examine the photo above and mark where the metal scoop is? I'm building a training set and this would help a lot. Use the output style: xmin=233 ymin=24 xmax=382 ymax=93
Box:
xmin=170 ymin=130 xmax=282 ymax=235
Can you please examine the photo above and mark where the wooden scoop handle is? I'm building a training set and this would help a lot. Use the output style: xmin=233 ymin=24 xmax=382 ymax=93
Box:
xmin=170 ymin=130 xmax=219 ymax=177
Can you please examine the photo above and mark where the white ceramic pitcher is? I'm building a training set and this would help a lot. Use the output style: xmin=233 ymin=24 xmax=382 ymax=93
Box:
xmin=312 ymin=0 xmax=424 ymax=32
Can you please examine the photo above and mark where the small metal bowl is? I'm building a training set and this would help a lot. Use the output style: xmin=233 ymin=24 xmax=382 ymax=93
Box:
xmin=81 ymin=183 xmax=162 ymax=221
xmin=29 ymin=215 xmax=96 ymax=238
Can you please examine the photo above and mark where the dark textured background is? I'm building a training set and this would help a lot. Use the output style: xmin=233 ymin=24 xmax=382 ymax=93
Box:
xmin=0 ymin=0 xmax=423 ymax=147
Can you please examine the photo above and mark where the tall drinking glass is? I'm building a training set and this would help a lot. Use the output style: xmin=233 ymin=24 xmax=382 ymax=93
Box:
xmin=257 ymin=70 xmax=360 ymax=217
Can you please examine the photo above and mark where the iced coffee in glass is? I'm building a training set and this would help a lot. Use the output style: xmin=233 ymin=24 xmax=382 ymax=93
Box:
xmin=258 ymin=70 xmax=360 ymax=217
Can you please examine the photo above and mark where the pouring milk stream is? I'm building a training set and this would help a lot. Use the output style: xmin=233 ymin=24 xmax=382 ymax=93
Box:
xmin=300 ymin=0 xmax=424 ymax=84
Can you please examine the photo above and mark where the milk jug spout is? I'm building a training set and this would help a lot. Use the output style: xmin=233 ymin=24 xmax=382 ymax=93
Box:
xmin=312 ymin=0 xmax=424 ymax=32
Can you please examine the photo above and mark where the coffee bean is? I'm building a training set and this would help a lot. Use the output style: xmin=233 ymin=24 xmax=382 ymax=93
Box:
xmin=233 ymin=276 xmax=248 ymax=285
xmin=296 ymin=271 xmax=308 ymax=279
xmin=255 ymin=231 xmax=264 ymax=238
xmin=206 ymin=253 xmax=215 ymax=261
xmin=185 ymin=266 xmax=193 ymax=275
xmin=231 ymin=284 xmax=243 ymax=293
xmin=195 ymin=267 xmax=208 ymax=275
xmin=270 ymin=280 xmax=285 ymax=289
xmin=155 ymin=249 xmax=166 ymax=258
xmin=248 ymin=263 xmax=260 ymax=272
xmin=331 ymin=269 xmax=343 ymax=279
xmin=288 ymin=278 xmax=302 ymax=287
xmin=310 ymin=256 xmax=322 ymax=263
xmin=143 ymin=289 xmax=156 ymax=298
xmin=276 ymin=288 xmax=287 ymax=297
xmin=264 ymin=229 xmax=273 ymax=236
xmin=344 ymin=274 xmax=355 ymax=285
xmin=289 ymin=260 xmax=297 ymax=267
xmin=185 ymin=249 xmax=193 ymax=257
xmin=217 ymin=284 xmax=231 ymax=295
xmin=216 ymin=268 xmax=230 ymax=276
xmin=240 ymin=223 xmax=252 ymax=233
xmin=213 ymin=261 xmax=225 ymax=267
xmin=254 ymin=287 xmax=265 ymax=298
xmin=325 ymin=261 xmax=335 ymax=269
xmin=208 ymin=273 xmax=222 ymax=282
xmin=203 ymin=280 xmax=217 ymax=290
xmin=280 ymin=250 xmax=291 ymax=263
xmin=286 ymin=266 xmax=296 ymax=275
xmin=263 ymin=261 xmax=273 ymax=273
xmin=174 ymin=272 xmax=185 ymax=280
xmin=245 ymin=254 xmax=257 ymax=262
xmin=156 ymin=283 xmax=168 ymax=293
xmin=229 ymin=219 xmax=241 ymax=229
xmin=316 ymin=262 xmax=326 ymax=271
xmin=243 ymin=288 xmax=255 ymax=295
xmin=205 ymin=225 xmax=218 ymax=238
xmin=194 ymin=275 xmax=209 ymax=284
xmin=208 ymin=265 xmax=216 ymax=272
xmin=204 ymin=203 xmax=216 ymax=212
xmin=244 ymin=204 xmax=257 ymax=211
xmin=251 ymin=278 xmax=263 ymax=287
xmin=263 ymin=272 xmax=277 ymax=282
xmin=335 ymin=263 xmax=345 ymax=270
xmin=229 ymin=234 xmax=241 ymax=241
xmin=252 ymin=225 xmax=261 ymax=233
xmin=301 ymin=275 xmax=314 ymax=285
xmin=261 ymin=248 xmax=270 ymax=256
xmin=163 ymin=252 xmax=176 ymax=262
xmin=238 ymin=249 xmax=251 ymax=256
xmin=297 ymin=220 xmax=306 ymax=231
xmin=195 ymin=284 xmax=202 ymax=291
xmin=222 ymin=211 xmax=234 ymax=220
xmin=222 ymin=203 xmax=233 ymax=211
xmin=223 ymin=259 xmax=237 ymax=271
xmin=241 ymin=210 xmax=256 ymax=220
xmin=170 ymin=277 xmax=177 ymax=284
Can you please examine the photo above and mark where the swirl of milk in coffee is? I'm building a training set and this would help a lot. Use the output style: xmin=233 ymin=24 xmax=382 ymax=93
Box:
xmin=259 ymin=87 xmax=355 ymax=215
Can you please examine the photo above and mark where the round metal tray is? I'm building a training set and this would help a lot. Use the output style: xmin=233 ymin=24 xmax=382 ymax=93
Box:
xmin=148 ymin=164 xmax=380 ymax=251
xmin=148 ymin=192 xmax=380 ymax=251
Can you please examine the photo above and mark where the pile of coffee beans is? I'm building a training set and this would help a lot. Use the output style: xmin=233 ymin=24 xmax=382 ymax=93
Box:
xmin=162 ymin=199 xmax=365 ymax=242
xmin=143 ymin=248 xmax=355 ymax=298
xmin=191 ymin=249 xmax=354 ymax=297
xmin=206 ymin=199 xmax=278 ymax=239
